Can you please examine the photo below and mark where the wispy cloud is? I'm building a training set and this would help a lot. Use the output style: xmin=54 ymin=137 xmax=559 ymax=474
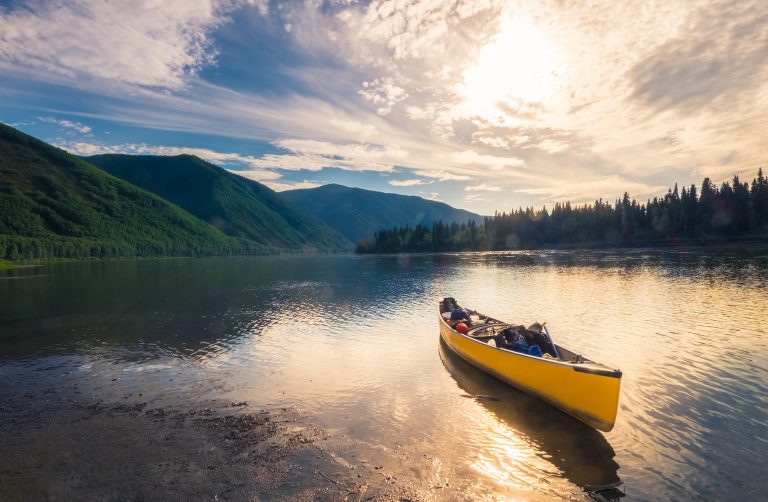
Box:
xmin=329 ymin=118 xmax=379 ymax=141
xmin=627 ymin=3 xmax=768 ymax=114
xmin=388 ymin=179 xmax=431 ymax=187
xmin=0 ymin=0 xmax=234 ymax=89
xmin=251 ymin=139 xmax=408 ymax=173
xmin=256 ymin=180 xmax=321 ymax=192
xmin=56 ymin=140 xmax=281 ymax=181
xmin=413 ymin=170 xmax=473 ymax=182
xmin=464 ymin=193 xmax=485 ymax=202
xmin=57 ymin=137 xmax=414 ymax=183
xmin=451 ymin=150 xmax=525 ymax=171
xmin=358 ymin=78 xmax=408 ymax=115
xmin=465 ymin=184 xmax=502 ymax=192
xmin=56 ymin=139 xmax=353 ymax=191
xmin=515 ymin=175 xmax=667 ymax=204
xmin=1 ymin=0 xmax=765 ymax=214
xmin=38 ymin=116 xmax=92 ymax=134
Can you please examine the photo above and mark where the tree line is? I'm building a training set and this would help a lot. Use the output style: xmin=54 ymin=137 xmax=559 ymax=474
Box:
xmin=356 ymin=170 xmax=768 ymax=253
xmin=0 ymin=234 xmax=270 ymax=261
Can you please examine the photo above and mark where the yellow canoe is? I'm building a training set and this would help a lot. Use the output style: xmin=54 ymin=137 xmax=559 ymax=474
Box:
xmin=439 ymin=298 xmax=622 ymax=431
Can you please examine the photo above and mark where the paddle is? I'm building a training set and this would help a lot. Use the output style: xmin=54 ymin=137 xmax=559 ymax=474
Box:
xmin=541 ymin=322 xmax=561 ymax=360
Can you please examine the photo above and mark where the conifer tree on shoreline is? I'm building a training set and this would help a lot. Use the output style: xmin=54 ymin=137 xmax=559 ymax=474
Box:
xmin=357 ymin=170 xmax=768 ymax=253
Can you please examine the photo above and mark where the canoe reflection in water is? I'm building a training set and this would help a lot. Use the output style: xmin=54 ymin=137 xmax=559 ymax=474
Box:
xmin=439 ymin=339 xmax=624 ymax=500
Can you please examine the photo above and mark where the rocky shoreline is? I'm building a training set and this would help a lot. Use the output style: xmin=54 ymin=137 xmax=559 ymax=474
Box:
xmin=0 ymin=390 xmax=431 ymax=501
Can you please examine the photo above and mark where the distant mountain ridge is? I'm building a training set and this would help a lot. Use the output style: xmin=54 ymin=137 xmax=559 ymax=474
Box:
xmin=0 ymin=123 xmax=266 ymax=260
xmin=282 ymin=183 xmax=483 ymax=243
xmin=85 ymin=154 xmax=353 ymax=252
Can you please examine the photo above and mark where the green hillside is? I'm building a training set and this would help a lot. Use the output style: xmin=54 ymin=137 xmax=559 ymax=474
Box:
xmin=0 ymin=123 xmax=268 ymax=260
xmin=86 ymin=154 xmax=353 ymax=252
xmin=282 ymin=184 xmax=483 ymax=243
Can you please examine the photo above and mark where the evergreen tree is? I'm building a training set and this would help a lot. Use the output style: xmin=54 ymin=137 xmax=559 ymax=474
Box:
xmin=357 ymin=170 xmax=768 ymax=254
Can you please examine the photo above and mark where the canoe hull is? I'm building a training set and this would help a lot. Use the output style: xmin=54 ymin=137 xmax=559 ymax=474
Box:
xmin=439 ymin=314 xmax=621 ymax=431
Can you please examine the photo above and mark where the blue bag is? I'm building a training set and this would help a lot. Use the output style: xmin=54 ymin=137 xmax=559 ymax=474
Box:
xmin=450 ymin=308 xmax=468 ymax=321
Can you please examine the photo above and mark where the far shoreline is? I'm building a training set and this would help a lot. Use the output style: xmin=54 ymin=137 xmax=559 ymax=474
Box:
xmin=2 ymin=235 xmax=767 ymax=268
xmin=355 ymin=234 xmax=768 ymax=255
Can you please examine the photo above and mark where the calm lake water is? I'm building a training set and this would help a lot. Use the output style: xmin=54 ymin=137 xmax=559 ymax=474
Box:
xmin=1 ymin=250 xmax=767 ymax=500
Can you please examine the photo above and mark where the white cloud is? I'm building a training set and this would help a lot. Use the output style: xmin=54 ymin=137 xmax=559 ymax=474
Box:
xmin=277 ymin=139 xmax=406 ymax=160
xmin=452 ymin=150 xmax=524 ymax=170
xmin=329 ymin=118 xmax=378 ymax=141
xmin=465 ymin=184 xmax=502 ymax=192
xmin=38 ymin=116 xmax=92 ymax=133
xmin=515 ymin=175 xmax=667 ymax=204
xmin=0 ymin=0 xmax=233 ymax=89
xmin=3 ymin=0 xmax=766 ymax=216
xmin=60 ymin=120 xmax=92 ymax=134
xmin=535 ymin=139 xmax=569 ymax=154
xmin=245 ymin=0 xmax=269 ymax=16
xmin=255 ymin=180 xmax=321 ymax=192
xmin=464 ymin=192 xmax=485 ymax=201
xmin=56 ymin=140 xmax=281 ymax=181
xmin=413 ymin=170 xmax=472 ymax=181
xmin=358 ymin=78 xmax=408 ymax=115
xmin=422 ymin=192 xmax=441 ymax=201
xmin=472 ymin=135 xmax=510 ymax=149
xmin=249 ymin=139 xmax=408 ymax=173
xmin=346 ymin=0 xmax=502 ymax=61
xmin=388 ymin=178 xmax=431 ymax=187
xmin=405 ymin=105 xmax=432 ymax=120
xmin=328 ymin=0 xmax=767 ymax=205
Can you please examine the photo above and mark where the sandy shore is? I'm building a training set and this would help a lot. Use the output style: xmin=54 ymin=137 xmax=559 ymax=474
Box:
xmin=0 ymin=388 xmax=433 ymax=501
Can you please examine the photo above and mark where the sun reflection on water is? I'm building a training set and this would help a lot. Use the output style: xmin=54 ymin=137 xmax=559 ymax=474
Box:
xmin=1 ymin=252 xmax=766 ymax=500
xmin=469 ymin=419 xmax=543 ymax=492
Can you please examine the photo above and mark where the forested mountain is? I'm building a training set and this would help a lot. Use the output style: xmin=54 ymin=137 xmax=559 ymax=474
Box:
xmin=4 ymin=121 xmax=763 ymax=261
xmin=281 ymin=183 xmax=483 ymax=243
xmin=0 ymin=123 xmax=267 ymax=260
xmin=358 ymin=171 xmax=768 ymax=253
xmin=85 ymin=154 xmax=352 ymax=252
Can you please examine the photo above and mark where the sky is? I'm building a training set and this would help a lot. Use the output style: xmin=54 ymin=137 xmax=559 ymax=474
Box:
xmin=1 ymin=0 xmax=766 ymax=215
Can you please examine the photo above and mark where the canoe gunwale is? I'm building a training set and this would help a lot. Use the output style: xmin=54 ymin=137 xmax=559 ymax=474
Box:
xmin=440 ymin=312 xmax=621 ymax=378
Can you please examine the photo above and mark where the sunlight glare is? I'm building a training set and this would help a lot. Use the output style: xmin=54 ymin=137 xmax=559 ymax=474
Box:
xmin=467 ymin=411 xmax=546 ymax=494
xmin=456 ymin=16 xmax=561 ymax=123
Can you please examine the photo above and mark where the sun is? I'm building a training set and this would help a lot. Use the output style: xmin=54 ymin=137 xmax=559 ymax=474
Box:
xmin=456 ymin=15 xmax=561 ymax=122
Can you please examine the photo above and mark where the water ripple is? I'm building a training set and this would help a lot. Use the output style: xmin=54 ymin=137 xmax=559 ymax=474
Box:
xmin=0 ymin=251 xmax=766 ymax=500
